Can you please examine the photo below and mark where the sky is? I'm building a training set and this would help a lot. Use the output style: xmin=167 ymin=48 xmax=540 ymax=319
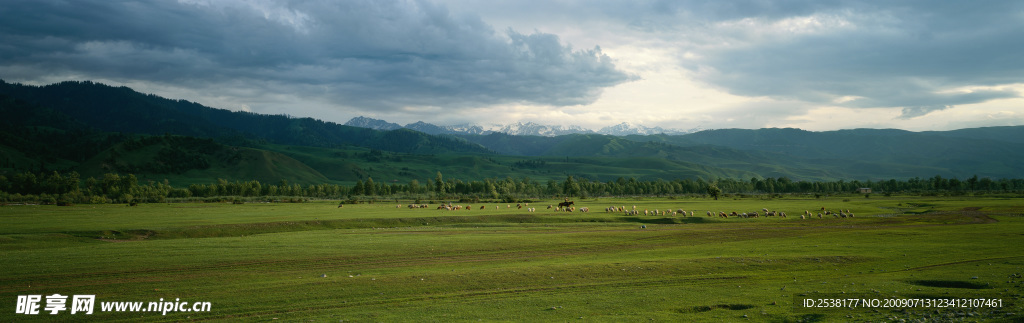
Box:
xmin=1 ymin=0 xmax=1022 ymax=132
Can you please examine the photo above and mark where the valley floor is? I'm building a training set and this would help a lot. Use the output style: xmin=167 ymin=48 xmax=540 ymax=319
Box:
xmin=1 ymin=196 xmax=1023 ymax=321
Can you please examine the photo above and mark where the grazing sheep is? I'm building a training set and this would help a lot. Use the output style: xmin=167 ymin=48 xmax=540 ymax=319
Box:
xmin=817 ymin=213 xmax=823 ymax=219
xmin=707 ymin=211 xmax=713 ymax=217
xmin=800 ymin=214 xmax=806 ymax=219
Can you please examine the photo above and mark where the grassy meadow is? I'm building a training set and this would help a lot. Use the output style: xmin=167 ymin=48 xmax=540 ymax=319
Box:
xmin=2 ymin=195 xmax=1023 ymax=322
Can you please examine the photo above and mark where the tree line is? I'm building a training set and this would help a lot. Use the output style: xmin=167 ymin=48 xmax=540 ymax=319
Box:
xmin=2 ymin=170 xmax=1024 ymax=205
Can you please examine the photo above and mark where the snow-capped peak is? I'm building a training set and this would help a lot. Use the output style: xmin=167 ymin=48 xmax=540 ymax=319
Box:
xmin=344 ymin=116 xmax=402 ymax=131
xmin=343 ymin=116 xmax=692 ymax=137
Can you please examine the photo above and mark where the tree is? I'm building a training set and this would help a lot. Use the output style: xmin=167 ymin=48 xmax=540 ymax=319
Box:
xmin=967 ymin=175 xmax=979 ymax=191
xmin=409 ymin=179 xmax=420 ymax=194
xmin=365 ymin=177 xmax=376 ymax=196
xmin=352 ymin=180 xmax=365 ymax=196
xmin=563 ymin=176 xmax=580 ymax=197
xmin=707 ymin=184 xmax=722 ymax=200
xmin=434 ymin=171 xmax=445 ymax=197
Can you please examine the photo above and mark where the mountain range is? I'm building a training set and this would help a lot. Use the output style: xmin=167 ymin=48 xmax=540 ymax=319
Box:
xmin=344 ymin=116 xmax=695 ymax=137
xmin=2 ymin=79 xmax=1023 ymax=186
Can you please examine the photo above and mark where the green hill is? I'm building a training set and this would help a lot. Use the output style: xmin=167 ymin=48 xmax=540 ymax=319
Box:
xmin=648 ymin=128 xmax=1024 ymax=179
xmin=74 ymin=135 xmax=330 ymax=186
xmin=3 ymin=79 xmax=1023 ymax=185
xmin=0 ymin=80 xmax=493 ymax=155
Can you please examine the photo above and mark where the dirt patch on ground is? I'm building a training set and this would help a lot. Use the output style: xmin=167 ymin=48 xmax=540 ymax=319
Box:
xmin=957 ymin=207 xmax=998 ymax=224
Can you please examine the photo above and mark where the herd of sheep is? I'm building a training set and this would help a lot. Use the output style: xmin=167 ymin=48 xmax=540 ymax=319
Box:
xmin=407 ymin=202 xmax=855 ymax=219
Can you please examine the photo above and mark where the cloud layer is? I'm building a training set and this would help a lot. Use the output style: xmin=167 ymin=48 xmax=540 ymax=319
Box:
xmin=2 ymin=0 xmax=1022 ymax=130
xmin=0 ymin=0 xmax=634 ymax=112
xmin=646 ymin=1 xmax=1024 ymax=118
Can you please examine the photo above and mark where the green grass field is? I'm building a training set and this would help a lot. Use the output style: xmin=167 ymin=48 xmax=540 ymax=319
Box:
xmin=2 ymin=196 xmax=1023 ymax=321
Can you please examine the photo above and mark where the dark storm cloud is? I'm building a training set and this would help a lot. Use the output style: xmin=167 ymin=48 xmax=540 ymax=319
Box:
xmin=661 ymin=0 xmax=1024 ymax=117
xmin=0 ymin=0 xmax=633 ymax=110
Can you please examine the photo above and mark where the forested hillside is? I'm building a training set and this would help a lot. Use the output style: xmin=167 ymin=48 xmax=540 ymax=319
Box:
xmin=0 ymin=80 xmax=493 ymax=155
xmin=2 ymin=79 xmax=1024 ymax=190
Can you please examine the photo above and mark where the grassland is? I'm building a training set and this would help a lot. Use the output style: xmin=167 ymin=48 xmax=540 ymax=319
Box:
xmin=2 ymin=195 xmax=1023 ymax=322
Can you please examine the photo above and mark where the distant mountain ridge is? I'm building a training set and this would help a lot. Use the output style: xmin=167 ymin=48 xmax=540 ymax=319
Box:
xmin=344 ymin=116 xmax=403 ymax=131
xmin=3 ymin=79 xmax=1024 ymax=184
xmin=0 ymin=80 xmax=493 ymax=156
xmin=344 ymin=116 xmax=695 ymax=137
